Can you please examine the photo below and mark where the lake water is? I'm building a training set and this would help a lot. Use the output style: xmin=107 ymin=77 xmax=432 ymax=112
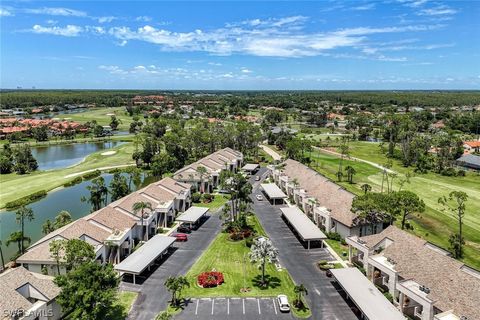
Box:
xmin=0 ymin=173 xmax=157 ymax=263
xmin=32 ymin=141 xmax=123 ymax=170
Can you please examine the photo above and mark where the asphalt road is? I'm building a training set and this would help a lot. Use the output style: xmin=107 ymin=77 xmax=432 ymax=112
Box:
xmin=124 ymin=212 xmax=223 ymax=320
xmin=251 ymin=172 xmax=359 ymax=320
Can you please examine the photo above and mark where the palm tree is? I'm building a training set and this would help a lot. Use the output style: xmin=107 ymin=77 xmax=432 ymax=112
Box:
xmin=133 ymin=201 xmax=153 ymax=241
xmin=335 ymin=170 xmax=343 ymax=182
xmin=54 ymin=210 xmax=72 ymax=229
xmin=294 ymin=284 xmax=308 ymax=307
xmin=196 ymin=166 xmax=208 ymax=193
xmin=42 ymin=219 xmax=55 ymax=235
xmin=249 ymin=237 xmax=279 ymax=287
xmin=15 ymin=206 xmax=34 ymax=254
xmin=6 ymin=231 xmax=30 ymax=258
xmin=164 ymin=276 xmax=190 ymax=307
xmin=361 ymin=183 xmax=372 ymax=195
xmin=345 ymin=166 xmax=356 ymax=184
xmin=0 ymin=240 xmax=5 ymax=271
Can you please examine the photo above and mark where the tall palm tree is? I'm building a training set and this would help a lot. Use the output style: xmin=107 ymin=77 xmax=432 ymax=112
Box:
xmin=15 ymin=206 xmax=34 ymax=254
xmin=345 ymin=166 xmax=356 ymax=184
xmin=133 ymin=201 xmax=153 ymax=241
xmin=196 ymin=166 xmax=208 ymax=193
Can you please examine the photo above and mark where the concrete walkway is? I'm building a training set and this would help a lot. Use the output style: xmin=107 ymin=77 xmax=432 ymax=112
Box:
xmin=260 ymin=145 xmax=283 ymax=162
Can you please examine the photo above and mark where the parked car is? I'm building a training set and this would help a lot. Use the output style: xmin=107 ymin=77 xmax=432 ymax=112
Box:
xmin=256 ymin=194 xmax=263 ymax=201
xmin=277 ymin=295 xmax=290 ymax=312
xmin=255 ymin=175 xmax=260 ymax=181
xmin=174 ymin=233 xmax=188 ymax=241
xmin=177 ymin=224 xmax=192 ymax=233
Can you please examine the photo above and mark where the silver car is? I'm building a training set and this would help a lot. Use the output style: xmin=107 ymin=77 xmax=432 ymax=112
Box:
xmin=277 ymin=294 xmax=290 ymax=312
xmin=256 ymin=194 xmax=263 ymax=201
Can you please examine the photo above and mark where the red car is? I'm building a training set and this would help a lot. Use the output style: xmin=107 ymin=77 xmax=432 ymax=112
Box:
xmin=174 ymin=233 xmax=188 ymax=241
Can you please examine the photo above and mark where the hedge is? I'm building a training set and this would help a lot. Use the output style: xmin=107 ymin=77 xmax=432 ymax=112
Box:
xmin=5 ymin=190 xmax=48 ymax=209
xmin=81 ymin=170 xmax=101 ymax=180
xmin=63 ymin=176 xmax=83 ymax=187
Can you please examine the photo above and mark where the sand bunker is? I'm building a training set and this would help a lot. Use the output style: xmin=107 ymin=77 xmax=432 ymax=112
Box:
xmin=101 ymin=151 xmax=116 ymax=156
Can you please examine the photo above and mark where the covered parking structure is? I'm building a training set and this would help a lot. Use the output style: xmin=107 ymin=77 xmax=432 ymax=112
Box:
xmin=331 ymin=268 xmax=405 ymax=320
xmin=260 ymin=183 xmax=287 ymax=205
xmin=242 ymin=163 xmax=260 ymax=175
xmin=115 ymin=234 xmax=176 ymax=284
xmin=175 ymin=206 xmax=209 ymax=228
xmin=279 ymin=206 xmax=327 ymax=249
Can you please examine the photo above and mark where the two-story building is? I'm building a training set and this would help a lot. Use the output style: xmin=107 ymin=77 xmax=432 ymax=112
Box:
xmin=172 ymin=147 xmax=243 ymax=193
xmin=271 ymin=159 xmax=384 ymax=238
xmin=346 ymin=226 xmax=480 ymax=320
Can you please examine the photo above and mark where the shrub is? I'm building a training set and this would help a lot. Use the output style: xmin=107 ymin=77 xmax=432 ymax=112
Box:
xmin=317 ymin=262 xmax=335 ymax=271
xmin=340 ymin=238 xmax=347 ymax=245
xmin=192 ymin=192 xmax=201 ymax=203
xmin=318 ymin=260 xmax=328 ymax=266
xmin=326 ymin=232 xmax=341 ymax=241
xmin=203 ymin=193 xmax=214 ymax=202
xmin=197 ymin=271 xmax=224 ymax=288
xmin=82 ymin=170 xmax=101 ymax=180
xmin=245 ymin=237 xmax=254 ymax=248
xmin=457 ymin=170 xmax=466 ymax=177
xmin=383 ymin=292 xmax=393 ymax=303
xmin=63 ymin=176 xmax=83 ymax=187
xmin=5 ymin=190 xmax=47 ymax=209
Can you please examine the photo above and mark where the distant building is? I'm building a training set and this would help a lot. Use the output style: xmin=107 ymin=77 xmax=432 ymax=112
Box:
xmin=456 ymin=154 xmax=480 ymax=171
xmin=463 ymin=140 xmax=480 ymax=154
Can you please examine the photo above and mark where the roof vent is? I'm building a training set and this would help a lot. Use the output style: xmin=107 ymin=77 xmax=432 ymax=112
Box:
xmin=419 ymin=285 xmax=430 ymax=294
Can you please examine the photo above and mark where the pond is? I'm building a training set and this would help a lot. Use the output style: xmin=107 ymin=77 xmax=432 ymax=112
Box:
xmin=31 ymin=141 xmax=123 ymax=170
xmin=0 ymin=172 xmax=158 ymax=263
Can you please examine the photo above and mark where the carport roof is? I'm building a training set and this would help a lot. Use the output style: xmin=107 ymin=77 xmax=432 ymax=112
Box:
xmin=114 ymin=235 xmax=176 ymax=275
xmin=261 ymin=183 xmax=287 ymax=199
xmin=280 ymin=206 xmax=326 ymax=241
xmin=331 ymin=268 xmax=405 ymax=320
xmin=176 ymin=206 xmax=209 ymax=223
xmin=242 ymin=163 xmax=260 ymax=171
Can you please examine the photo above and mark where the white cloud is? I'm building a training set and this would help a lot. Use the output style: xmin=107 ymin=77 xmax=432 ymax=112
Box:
xmin=418 ymin=6 xmax=457 ymax=16
xmin=25 ymin=7 xmax=87 ymax=17
xmin=241 ymin=68 xmax=252 ymax=73
xmin=0 ymin=8 xmax=13 ymax=16
xmin=97 ymin=16 xmax=116 ymax=23
xmin=351 ymin=3 xmax=376 ymax=11
xmin=135 ymin=16 xmax=152 ymax=22
xmin=31 ymin=24 xmax=83 ymax=37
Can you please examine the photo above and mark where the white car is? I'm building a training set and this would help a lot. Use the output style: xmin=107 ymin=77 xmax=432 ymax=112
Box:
xmin=256 ymin=194 xmax=263 ymax=201
xmin=255 ymin=175 xmax=260 ymax=181
xmin=277 ymin=294 xmax=290 ymax=312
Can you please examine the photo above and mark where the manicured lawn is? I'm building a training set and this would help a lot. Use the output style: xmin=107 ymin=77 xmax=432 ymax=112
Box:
xmin=309 ymin=144 xmax=480 ymax=269
xmin=59 ymin=107 xmax=133 ymax=131
xmin=195 ymin=194 xmax=230 ymax=211
xmin=181 ymin=215 xmax=311 ymax=318
xmin=109 ymin=291 xmax=138 ymax=320
xmin=0 ymin=142 xmax=135 ymax=208
xmin=325 ymin=239 xmax=349 ymax=261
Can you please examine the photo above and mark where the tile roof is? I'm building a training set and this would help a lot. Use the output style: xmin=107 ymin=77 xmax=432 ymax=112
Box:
xmin=115 ymin=193 xmax=158 ymax=214
xmin=464 ymin=141 xmax=480 ymax=148
xmin=360 ymin=226 xmax=480 ymax=320
xmin=86 ymin=206 xmax=137 ymax=231
xmin=0 ymin=267 xmax=60 ymax=319
xmin=280 ymin=159 xmax=357 ymax=227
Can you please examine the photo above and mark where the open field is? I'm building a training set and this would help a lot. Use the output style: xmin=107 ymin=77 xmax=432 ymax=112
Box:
xmin=57 ymin=107 xmax=133 ymax=131
xmin=0 ymin=142 xmax=135 ymax=209
xmin=309 ymin=142 xmax=480 ymax=269
xmin=182 ymin=215 xmax=311 ymax=318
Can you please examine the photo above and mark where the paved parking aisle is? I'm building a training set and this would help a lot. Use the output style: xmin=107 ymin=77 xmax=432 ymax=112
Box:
xmin=173 ymin=297 xmax=296 ymax=320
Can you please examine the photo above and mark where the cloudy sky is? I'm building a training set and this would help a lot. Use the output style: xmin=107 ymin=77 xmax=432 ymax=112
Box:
xmin=1 ymin=1 xmax=479 ymax=89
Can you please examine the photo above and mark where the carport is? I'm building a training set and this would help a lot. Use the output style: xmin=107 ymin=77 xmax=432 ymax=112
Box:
xmin=175 ymin=206 xmax=209 ymax=228
xmin=242 ymin=163 xmax=260 ymax=175
xmin=115 ymin=234 xmax=176 ymax=284
xmin=331 ymin=268 xmax=405 ymax=320
xmin=260 ymin=183 xmax=287 ymax=205
xmin=280 ymin=206 xmax=326 ymax=249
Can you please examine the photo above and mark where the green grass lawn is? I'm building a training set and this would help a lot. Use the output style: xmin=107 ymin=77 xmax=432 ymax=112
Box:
xmin=108 ymin=291 xmax=138 ymax=320
xmin=195 ymin=194 xmax=230 ymax=211
xmin=309 ymin=143 xmax=480 ymax=269
xmin=0 ymin=142 xmax=135 ymax=208
xmin=58 ymin=107 xmax=133 ymax=131
xmin=325 ymin=239 xmax=349 ymax=261
xmin=181 ymin=215 xmax=311 ymax=318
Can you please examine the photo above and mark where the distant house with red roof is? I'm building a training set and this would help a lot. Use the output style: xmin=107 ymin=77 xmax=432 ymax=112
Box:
xmin=463 ymin=140 xmax=480 ymax=154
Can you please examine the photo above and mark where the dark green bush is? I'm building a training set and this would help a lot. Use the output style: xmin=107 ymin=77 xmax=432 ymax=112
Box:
xmin=192 ymin=192 xmax=201 ymax=203
xmin=63 ymin=176 xmax=83 ymax=187
xmin=326 ymin=232 xmax=341 ymax=241
xmin=5 ymin=190 xmax=47 ymax=209
xmin=82 ymin=170 xmax=101 ymax=180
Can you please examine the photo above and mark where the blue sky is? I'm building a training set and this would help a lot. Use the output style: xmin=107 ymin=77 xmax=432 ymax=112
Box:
xmin=1 ymin=1 xmax=479 ymax=90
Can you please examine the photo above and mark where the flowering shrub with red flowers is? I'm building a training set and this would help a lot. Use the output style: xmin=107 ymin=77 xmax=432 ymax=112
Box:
xmin=197 ymin=271 xmax=224 ymax=288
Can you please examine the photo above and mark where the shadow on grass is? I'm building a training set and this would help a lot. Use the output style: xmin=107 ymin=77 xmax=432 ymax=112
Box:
xmin=106 ymin=303 xmax=128 ymax=320
xmin=251 ymin=274 xmax=282 ymax=290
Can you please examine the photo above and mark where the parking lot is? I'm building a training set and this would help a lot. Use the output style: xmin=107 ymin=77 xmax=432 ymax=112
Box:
xmin=174 ymin=297 xmax=296 ymax=320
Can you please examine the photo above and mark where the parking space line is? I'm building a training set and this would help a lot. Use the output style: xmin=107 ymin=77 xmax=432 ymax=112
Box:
xmin=272 ymin=298 xmax=278 ymax=315
xmin=243 ymin=298 xmax=245 ymax=314
xmin=227 ymin=298 xmax=230 ymax=315
xmin=211 ymin=299 xmax=214 ymax=315
xmin=195 ymin=299 xmax=199 ymax=315
xmin=258 ymin=298 xmax=261 ymax=314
